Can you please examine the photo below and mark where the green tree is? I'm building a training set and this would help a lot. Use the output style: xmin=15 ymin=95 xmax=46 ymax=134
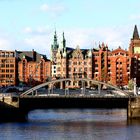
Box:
xmin=128 ymin=79 xmax=134 ymax=90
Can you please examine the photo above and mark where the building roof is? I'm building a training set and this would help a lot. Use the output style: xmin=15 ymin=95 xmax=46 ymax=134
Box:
xmin=111 ymin=46 xmax=128 ymax=54
xmin=17 ymin=50 xmax=49 ymax=62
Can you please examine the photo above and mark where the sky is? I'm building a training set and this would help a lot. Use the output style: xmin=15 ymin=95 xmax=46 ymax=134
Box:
xmin=0 ymin=0 xmax=140 ymax=58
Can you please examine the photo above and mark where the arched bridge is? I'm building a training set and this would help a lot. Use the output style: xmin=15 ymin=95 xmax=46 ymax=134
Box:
xmin=21 ymin=78 xmax=129 ymax=97
xmin=2 ymin=78 xmax=140 ymax=121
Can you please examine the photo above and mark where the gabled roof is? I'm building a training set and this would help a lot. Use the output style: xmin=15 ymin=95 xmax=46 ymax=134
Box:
xmin=65 ymin=47 xmax=91 ymax=58
xmin=111 ymin=46 xmax=128 ymax=53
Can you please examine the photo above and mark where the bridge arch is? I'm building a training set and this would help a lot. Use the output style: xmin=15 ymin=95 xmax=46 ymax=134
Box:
xmin=20 ymin=78 xmax=128 ymax=96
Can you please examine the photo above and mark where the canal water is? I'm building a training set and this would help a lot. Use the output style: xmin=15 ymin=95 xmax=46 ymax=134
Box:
xmin=0 ymin=109 xmax=140 ymax=140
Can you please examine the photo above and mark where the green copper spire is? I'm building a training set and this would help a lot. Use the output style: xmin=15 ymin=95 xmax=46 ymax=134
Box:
xmin=53 ymin=30 xmax=58 ymax=48
xmin=51 ymin=30 xmax=59 ymax=50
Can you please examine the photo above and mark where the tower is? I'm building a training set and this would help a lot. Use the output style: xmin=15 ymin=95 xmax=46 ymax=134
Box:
xmin=129 ymin=25 xmax=140 ymax=86
xmin=133 ymin=25 xmax=139 ymax=39
xmin=51 ymin=30 xmax=59 ymax=63
xmin=51 ymin=30 xmax=59 ymax=78
xmin=129 ymin=25 xmax=140 ymax=55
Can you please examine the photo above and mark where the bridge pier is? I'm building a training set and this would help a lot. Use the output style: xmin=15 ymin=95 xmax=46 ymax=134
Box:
xmin=128 ymin=97 xmax=140 ymax=119
xmin=0 ymin=97 xmax=27 ymax=122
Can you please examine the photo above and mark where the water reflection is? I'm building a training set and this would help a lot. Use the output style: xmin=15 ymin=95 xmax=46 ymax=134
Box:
xmin=0 ymin=109 xmax=140 ymax=140
xmin=127 ymin=119 xmax=140 ymax=125
xmin=28 ymin=109 xmax=127 ymax=122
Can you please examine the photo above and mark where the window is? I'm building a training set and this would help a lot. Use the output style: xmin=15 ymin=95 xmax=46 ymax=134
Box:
xmin=10 ymin=64 xmax=14 ymax=67
xmin=68 ymin=74 xmax=71 ymax=78
xmin=79 ymin=68 xmax=82 ymax=72
xmin=95 ymin=64 xmax=98 ymax=67
xmin=79 ymin=74 xmax=82 ymax=78
xmin=84 ymin=68 xmax=87 ymax=71
xmin=108 ymin=64 xmax=111 ymax=67
xmin=69 ymin=61 xmax=71 ymax=65
xmin=2 ymin=69 xmax=5 ymax=72
xmin=95 ymin=69 xmax=98 ymax=72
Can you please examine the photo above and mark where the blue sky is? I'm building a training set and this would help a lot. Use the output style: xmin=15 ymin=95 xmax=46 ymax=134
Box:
xmin=0 ymin=0 xmax=140 ymax=58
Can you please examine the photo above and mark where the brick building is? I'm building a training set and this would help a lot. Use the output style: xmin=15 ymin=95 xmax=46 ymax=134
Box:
xmin=18 ymin=50 xmax=51 ymax=86
xmin=1 ymin=25 xmax=140 ymax=88
xmin=51 ymin=25 xmax=140 ymax=88
xmin=0 ymin=50 xmax=17 ymax=87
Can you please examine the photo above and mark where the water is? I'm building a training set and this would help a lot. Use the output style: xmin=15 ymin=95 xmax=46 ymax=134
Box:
xmin=0 ymin=109 xmax=140 ymax=140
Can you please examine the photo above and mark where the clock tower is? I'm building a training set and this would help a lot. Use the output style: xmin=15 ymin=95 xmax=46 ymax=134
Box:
xmin=129 ymin=25 xmax=140 ymax=55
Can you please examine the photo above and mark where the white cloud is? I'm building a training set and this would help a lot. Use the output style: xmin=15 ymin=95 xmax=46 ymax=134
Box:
xmin=64 ymin=26 xmax=131 ymax=50
xmin=129 ymin=14 xmax=140 ymax=20
xmin=0 ymin=38 xmax=12 ymax=50
xmin=21 ymin=25 xmax=133 ymax=58
xmin=40 ymin=4 xmax=49 ymax=11
xmin=23 ymin=26 xmax=52 ymax=35
xmin=40 ymin=3 xmax=66 ymax=18
xmin=23 ymin=27 xmax=32 ymax=33
xmin=0 ymin=25 xmax=133 ymax=59
xmin=24 ymin=35 xmax=52 ymax=57
xmin=40 ymin=3 xmax=65 ymax=13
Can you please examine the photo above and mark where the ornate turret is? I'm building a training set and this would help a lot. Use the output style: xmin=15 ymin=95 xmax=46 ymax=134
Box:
xmin=133 ymin=25 xmax=139 ymax=40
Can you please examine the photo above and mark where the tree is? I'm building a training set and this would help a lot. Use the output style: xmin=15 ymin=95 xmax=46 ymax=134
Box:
xmin=128 ymin=79 xmax=134 ymax=90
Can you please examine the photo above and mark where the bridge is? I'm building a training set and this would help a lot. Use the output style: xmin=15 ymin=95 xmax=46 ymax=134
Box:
xmin=0 ymin=78 xmax=140 ymax=121
xmin=21 ymin=78 xmax=129 ymax=96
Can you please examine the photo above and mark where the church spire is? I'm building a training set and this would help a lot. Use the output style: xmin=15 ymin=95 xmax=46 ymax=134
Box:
xmin=133 ymin=25 xmax=139 ymax=39
xmin=54 ymin=30 xmax=57 ymax=46
xmin=52 ymin=30 xmax=59 ymax=50
xmin=62 ymin=32 xmax=66 ymax=48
